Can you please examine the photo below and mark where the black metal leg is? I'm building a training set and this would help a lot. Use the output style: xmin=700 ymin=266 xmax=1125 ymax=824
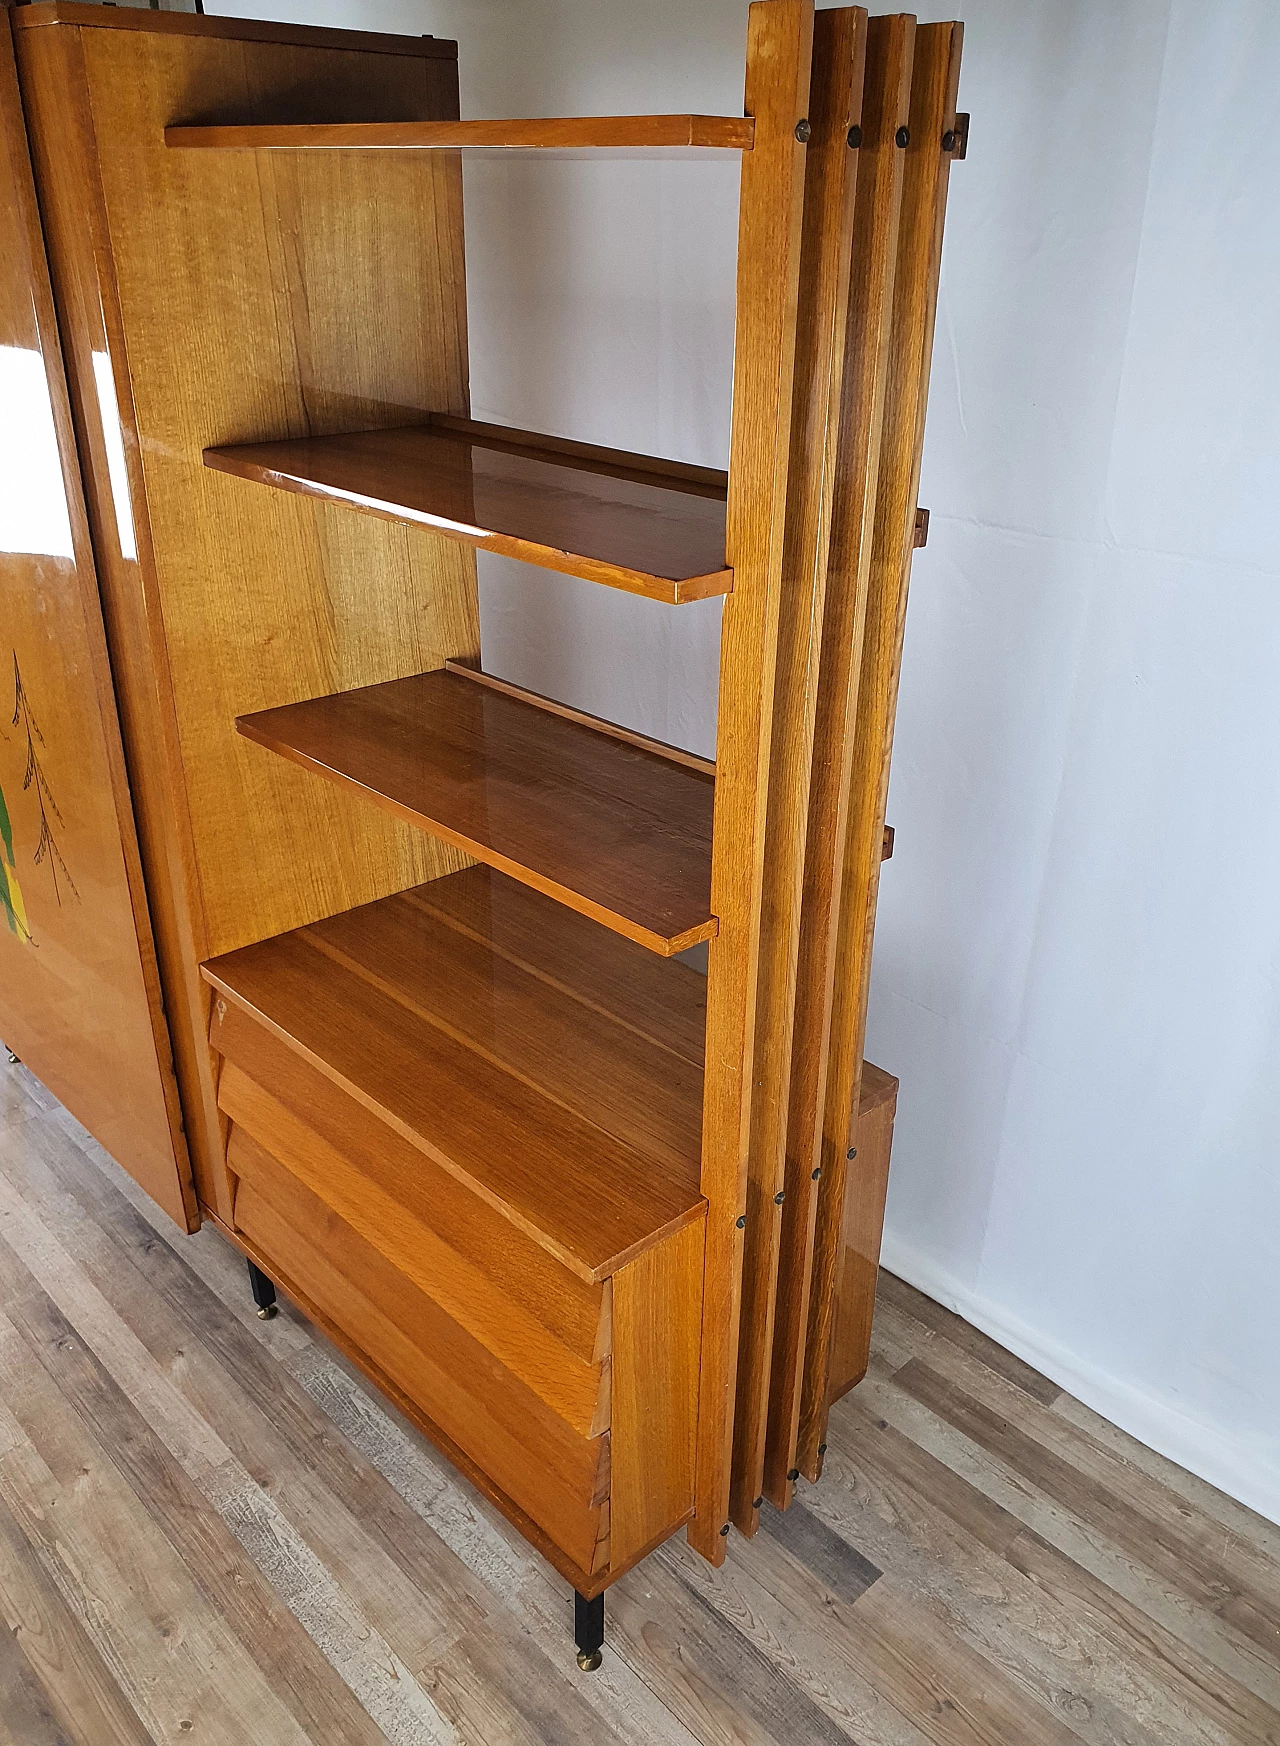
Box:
xmin=247 ymin=1259 xmax=278 ymax=1321
xmin=574 ymin=1589 xmax=604 ymax=1671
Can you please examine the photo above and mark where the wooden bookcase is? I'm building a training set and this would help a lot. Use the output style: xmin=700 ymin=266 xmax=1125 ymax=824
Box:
xmin=2 ymin=0 xmax=962 ymax=1665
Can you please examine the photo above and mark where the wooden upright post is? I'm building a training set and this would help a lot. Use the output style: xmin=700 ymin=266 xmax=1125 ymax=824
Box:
xmin=796 ymin=20 xmax=965 ymax=1483
xmin=692 ymin=0 xmax=813 ymax=1560
xmin=730 ymin=4 xmax=867 ymax=1536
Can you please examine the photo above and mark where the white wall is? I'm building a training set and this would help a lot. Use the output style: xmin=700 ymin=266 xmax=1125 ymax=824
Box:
xmin=215 ymin=0 xmax=1280 ymax=1524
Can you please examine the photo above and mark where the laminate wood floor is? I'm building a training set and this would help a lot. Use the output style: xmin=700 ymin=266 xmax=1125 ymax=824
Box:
xmin=1 ymin=1053 xmax=1277 ymax=1745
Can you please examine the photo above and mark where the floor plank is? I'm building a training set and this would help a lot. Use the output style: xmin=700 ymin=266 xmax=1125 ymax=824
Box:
xmin=0 ymin=1053 xmax=1277 ymax=1745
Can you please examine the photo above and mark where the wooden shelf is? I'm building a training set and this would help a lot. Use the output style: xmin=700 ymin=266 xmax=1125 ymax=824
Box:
xmin=205 ymin=417 xmax=731 ymax=604
xmin=236 ymin=664 xmax=717 ymax=955
xmin=166 ymin=115 xmax=755 ymax=152
xmin=201 ymin=866 xmax=707 ymax=1281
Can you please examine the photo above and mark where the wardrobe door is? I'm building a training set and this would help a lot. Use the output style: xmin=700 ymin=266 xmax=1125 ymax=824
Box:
xmin=0 ymin=11 xmax=195 ymax=1229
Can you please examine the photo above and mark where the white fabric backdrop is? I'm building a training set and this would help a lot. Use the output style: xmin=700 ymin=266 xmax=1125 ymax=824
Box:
xmin=215 ymin=0 xmax=1280 ymax=1523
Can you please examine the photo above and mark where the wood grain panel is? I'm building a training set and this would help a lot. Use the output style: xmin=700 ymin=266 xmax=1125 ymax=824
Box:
xmin=167 ymin=115 xmax=756 ymax=152
xmin=19 ymin=11 xmax=479 ymax=964
xmin=407 ymin=864 xmax=708 ymax=1070
xmin=797 ymin=21 xmax=965 ymax=1482
xmin=205 ymin=421 xmax=731 ymax=603
xmin=692 ymin=0 xmax=813 ymax=1562
xmin=305 ymin=888 xmax=704 ymax=1172
xmin=731 ymin=4 xmax=867 ymax=1535
xmin=762 ymin=10 xmax=915 ymax=1506
xmin=202 ymin=900 xmax=705 ymax=1283
xmin=611 ymin=1219 xmax=704 ymax=1568
xmin=237 ymin=668 xmax=716 ymax=955
xmin=0 ymin=11 xmax=193 ymax=1228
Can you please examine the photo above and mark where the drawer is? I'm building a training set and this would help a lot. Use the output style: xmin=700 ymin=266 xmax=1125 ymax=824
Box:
xmin=228 ymin=1122 xmax=611 ymax=1575
xmin=218 ymin=1057 xmax=609 ymax=1437
xmin=212 ymin=996 xmax=609 ymax=1371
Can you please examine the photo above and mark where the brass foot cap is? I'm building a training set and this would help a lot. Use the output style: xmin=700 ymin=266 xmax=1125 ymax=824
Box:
xmin=256 ymin=1304 xmax=278 ymax=1321
xmin=575 ymin=1649 xmax=602 ymax=1673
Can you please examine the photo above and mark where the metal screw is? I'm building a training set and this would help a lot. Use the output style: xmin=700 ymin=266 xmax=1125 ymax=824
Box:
xmin=812 ymin=1167 xmax=822 ymax=1180
xmin=847 ymin=1147 xmax=857 ymax=1160
xmin=719 ymin=1523 xmax=731 ymax=1537
xmin=795 ymin=118 xmax=812 ymax=142
xmin=735 ymin=1214 xmax=747 ymax=1229
xmin=787 ymin=1467 xmax=800 ymax=1482
xmin=942 ymin=128 xmax=958 ymax=152
xmin=847 ymin=124 xmax=862 ymax=149
xmin=896 ymin=125 xmax=910 ymax=148
xmin=752 ymin=1495 xmax=764 ymax=1509
xmin=774 ymin=1190 xmax=786 ymax=1206
xmin=818 ymin=1442 xmax=828 ymax=1457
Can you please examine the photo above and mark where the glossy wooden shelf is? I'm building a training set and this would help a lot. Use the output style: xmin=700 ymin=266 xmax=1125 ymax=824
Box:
xmin=201 ymin=866 xmax=707 ymax=1281
xmin=205 ymin=417 xmax=732 ymax=604
xmin=166 ymin=115 xmax=755 ymax=152
xmin=236 ymin=664 xmax=717 ymax=955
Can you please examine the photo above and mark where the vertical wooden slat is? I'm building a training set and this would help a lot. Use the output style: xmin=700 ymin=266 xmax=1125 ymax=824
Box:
xmin=692 ymin=0 xmax=813 ymax=1562
xmin=762 ymin=10 xmax=916 ymax=1509
xmin=729 ymin=4 xmax=867 ymax=1537
xmin=796 ymin=20 xmax=965 ymax=1483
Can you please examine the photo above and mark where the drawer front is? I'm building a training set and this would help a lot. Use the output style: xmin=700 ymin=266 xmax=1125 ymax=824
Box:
xmin=219 ymin=1061 xmax=609 ymax=1437
xmin=229 ymin=1126 xmax=609 ymax=1574
xmin=211 ymin=995 xmax=608 ymax=1364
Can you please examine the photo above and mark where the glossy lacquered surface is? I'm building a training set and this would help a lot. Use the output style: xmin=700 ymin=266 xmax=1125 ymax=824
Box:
xmin=202 ymin=866 xmax=707 ymax=1283
xmin=167 ymin=114 xmax=755 ymax=151
xmin=0 ymin=11 xmax=193 ymax=1226
xmin=205 ymin=420 xmax=732 ymax=603
xmin=237 ymin=666 xmax=717 ymax=955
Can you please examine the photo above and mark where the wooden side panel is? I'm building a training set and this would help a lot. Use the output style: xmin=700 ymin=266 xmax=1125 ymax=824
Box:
xmin=0 ymin=12 xmax=194 ymax=1228
xmin=611 ymin=1218 xmax=704 ymax=1569
xmin=827 ymin=1061 xmax=898 ymax=1401
xmin=693 ymin=0 xmax=813 ymax=1562
xmin=731 ymin=4 xmax=867 ymax=1534
xmin=763 ymin=11 xmax=915 ymax=1507
xmin=797 ymin=23 xmax=964 ymax=1480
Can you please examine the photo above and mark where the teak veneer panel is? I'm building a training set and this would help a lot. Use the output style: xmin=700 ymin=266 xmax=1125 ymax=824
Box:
xmin=236 ymin=667 xmax=717 ymax=956
xmin=408 ymin=864 xmax=708 ymax=1070
xmin=13 ymin=9 xmax=479 ymax=975
xmin=796 ymin=21 xmax=965 ymax=1484
xmin=763 ymin=9 xmax=915 ymax=1509
xmin=201 ymin=868 xmax=706 ymax=1282
xmin=167 ymin=115 xmax=756 ymax=152
xmin=731 ymin=4 xmax=867 ymax=1534
xmin=205 ymin=422 xmax=732 ymax=604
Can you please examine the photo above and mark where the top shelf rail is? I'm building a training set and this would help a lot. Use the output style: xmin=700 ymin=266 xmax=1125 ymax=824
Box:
xmin=164 ymin=115 xmax=756 ymax=152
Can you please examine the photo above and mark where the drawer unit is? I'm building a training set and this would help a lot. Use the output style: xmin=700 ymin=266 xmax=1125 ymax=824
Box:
xmin=203 ymin=867 xmax=707 ymax=1588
